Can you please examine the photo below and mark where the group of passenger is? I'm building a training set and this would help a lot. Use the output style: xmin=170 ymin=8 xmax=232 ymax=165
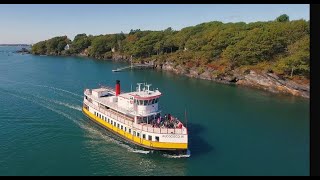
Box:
xmin=150 ymin=113 xmax=183 ymax=129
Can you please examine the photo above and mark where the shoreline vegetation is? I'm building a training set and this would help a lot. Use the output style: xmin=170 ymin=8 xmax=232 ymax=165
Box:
xmin=30 ymin=15 xmax=309 ymax=98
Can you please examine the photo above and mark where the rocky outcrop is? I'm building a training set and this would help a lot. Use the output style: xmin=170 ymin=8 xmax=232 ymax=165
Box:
xmin=157 ymin=63 xmax=309 ymax=98
xmin=78 ymin=49 xmax=89 ymax=57
xmin=236 ymin=70 xmax=309 ymax=98
xmin=112 ymin=54 xmax=130 ymax=61
xmin=15 ymin=48 xmax=31 ymax=54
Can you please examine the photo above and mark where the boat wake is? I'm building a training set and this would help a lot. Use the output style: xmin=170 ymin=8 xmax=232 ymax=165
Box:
xmin=130 ymin=149 xmax=151 ymax=154
xmin=0 ymin=78 xmax=82 ymax=97
xmin=162 ymin=149 xmax=191 ymax=158
xmin=79 ymin=120 xmax=150 ymax=154
xmin=0 ymin=88 xmax=82 ymax=127
xmin=44 ymin=98 xmax=82 ymax=111
xmin=162 ymin=154 xmax=190 ymax=158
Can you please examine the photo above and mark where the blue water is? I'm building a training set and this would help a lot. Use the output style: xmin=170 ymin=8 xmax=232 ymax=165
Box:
xmin=0 ymin=46 xmax=309 ymax=175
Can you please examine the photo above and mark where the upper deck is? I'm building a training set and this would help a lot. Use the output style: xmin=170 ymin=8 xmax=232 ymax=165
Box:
xmin=128 ymin=83 xmax=162 ymax=100
xmin=84 ymin=88 xmax=136 ymax=118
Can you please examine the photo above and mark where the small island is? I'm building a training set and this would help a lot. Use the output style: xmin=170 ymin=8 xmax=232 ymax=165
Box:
xmin=30 ymin=14 xmax=310 ymax=98
xmin=15 ymin=47 xmax=31 ymax=54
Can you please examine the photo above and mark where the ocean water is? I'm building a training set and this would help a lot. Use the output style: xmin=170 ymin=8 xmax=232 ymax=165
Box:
xmin=0 ymin=46 xmax=309 ymax=175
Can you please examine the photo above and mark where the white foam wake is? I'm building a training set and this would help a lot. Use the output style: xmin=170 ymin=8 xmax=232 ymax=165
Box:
xmin=78 ymin=120 xmax=150 ymax=154
xmin=162 ymin=154 xmax=191 ymax=158
xmin=162 ymin=150 xmax=191 ymax=158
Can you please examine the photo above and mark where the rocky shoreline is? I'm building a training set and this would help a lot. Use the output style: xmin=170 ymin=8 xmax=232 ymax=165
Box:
xmin=109 ymin=54 xmax=309 ymax=98
xmin=155 ymin=62 xmax=309 ymax=98
xmin=34 ymin=52 xmax=310 ymax=99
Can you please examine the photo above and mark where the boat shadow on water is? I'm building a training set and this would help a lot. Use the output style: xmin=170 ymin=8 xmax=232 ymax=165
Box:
xmin=186 ymin=122 xmax=214 ymax=158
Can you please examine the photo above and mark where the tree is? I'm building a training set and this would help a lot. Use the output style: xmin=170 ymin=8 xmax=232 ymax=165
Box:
xmin=276 ymin=14 xmax=289 ymax=22
xmin=276 ymin=35 xmax=309 ymax=77
xmin=31 ymin=41 xmax=47 ymax=55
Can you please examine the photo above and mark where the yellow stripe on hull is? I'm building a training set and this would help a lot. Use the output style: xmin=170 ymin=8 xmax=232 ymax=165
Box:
xmin=82 ymin=107 xmax=188 ymax=150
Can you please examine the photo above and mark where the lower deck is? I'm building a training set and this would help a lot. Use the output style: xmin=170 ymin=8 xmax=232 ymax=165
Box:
xmin=82 ymin=107 xmax=188 ymax=151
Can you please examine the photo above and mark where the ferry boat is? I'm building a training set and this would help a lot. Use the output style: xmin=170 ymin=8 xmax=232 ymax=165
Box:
xmin=82 ymin=80 xmax=188 ymax=151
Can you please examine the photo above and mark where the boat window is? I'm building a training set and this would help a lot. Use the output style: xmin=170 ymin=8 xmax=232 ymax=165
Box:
xmin=137 ymin=132 xmax=140 ymax=137
xmin=144 ymin=100 xmax=148 ymax=105
xmin=117 ymin=124 xmax=120 ymax=128
xmin=129 ymin=129 xmax=131 ymax=133
xmin=155 ymin=98 xmax=158 ymax=103
xmin=143 ymin=116 xmax=147 ymax=123
xmin=139 ymin=100 xmax=143 ymax=105
xmin=111 ymin=120 xmax=113 ymax=124
xmin=152 ymin=99 xmax=155 ymax=104
xmin=133 ymin=131 xmax=136 ymax=136
xmin=114 ymin=122 xmax=116 ymax=126
xmin=108 ymin=119 xmax=109 ymax=123
xmin=143 ymin=134 xmax=146 ymax=139
xmin=155 ymin=136 xmax=159 ymax=142
xmin=134 ymin=99 xmax=137 ymax=104
xmin=125 ymin=127 xmax=127 ymax=131
xmin=148 ymin=135 xmax=152 ymax=141
xmin=121 ymin=125 xmax=123 ymax=130
xmin=149 ymin=100 xmax=153 ymax=105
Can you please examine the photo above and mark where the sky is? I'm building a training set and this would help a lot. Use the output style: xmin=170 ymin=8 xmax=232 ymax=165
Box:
xmin=0 ymin=4 xmax=309 ymax=44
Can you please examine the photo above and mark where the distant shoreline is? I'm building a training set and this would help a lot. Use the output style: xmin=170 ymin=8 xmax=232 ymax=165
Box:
xmin=0 ymin=44 xmax=31 ymax=46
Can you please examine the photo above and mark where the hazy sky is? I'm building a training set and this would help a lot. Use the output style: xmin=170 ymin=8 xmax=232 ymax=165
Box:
xmin=0 ymin=4 xmax=309 ymax=44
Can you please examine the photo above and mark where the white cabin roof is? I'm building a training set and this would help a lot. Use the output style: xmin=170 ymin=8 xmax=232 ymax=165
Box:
xmin=129 ymin=89 xmax=161 ymax=98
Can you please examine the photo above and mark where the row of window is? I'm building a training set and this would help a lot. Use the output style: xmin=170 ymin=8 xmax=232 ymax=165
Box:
xmin=94 ymin=111 xmax=159 ymax=142
xmin=134 ymin=98 xmax=159 ymax=106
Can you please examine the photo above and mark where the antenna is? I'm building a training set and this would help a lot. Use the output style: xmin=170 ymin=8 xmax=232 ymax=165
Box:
xmin=145 ymin=84 xmax=152 ymax=92
xmin=137 ymin=83 xmax=143 ymax=92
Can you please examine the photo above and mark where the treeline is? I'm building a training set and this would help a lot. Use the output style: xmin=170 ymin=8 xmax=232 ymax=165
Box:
xmin=32 ymin=14 xmax=309 ymax=78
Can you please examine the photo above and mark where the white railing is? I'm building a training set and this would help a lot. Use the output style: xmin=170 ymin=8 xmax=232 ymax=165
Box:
xmin=83 ymin=99 xmax=187 ymax=135
xmin=84 ymin=90 xmax=134 ymax=116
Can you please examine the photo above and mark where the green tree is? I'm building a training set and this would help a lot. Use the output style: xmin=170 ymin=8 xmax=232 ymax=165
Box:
xmin=276 ymin=14 xmax=289 ymax=22
xmin=276 ymin=35 xmax=309 ymax=77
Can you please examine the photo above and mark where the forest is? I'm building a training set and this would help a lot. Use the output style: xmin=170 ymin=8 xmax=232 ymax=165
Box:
xmin=32 ymin=14 xmax=309 ymax=79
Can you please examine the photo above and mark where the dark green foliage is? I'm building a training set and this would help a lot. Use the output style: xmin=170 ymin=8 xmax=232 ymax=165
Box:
xmin=71 ymin=33 xmax=91 ymax=53
xmin=276 ymin=14 xmax=289 ymax=22
xmin=31 ymin=16 xmax=309 ymax=78
xmin=32 ymin=36 xmax=70 ymax=55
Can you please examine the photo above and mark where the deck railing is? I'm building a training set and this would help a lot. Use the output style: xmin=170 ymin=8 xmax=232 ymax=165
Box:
xmin=83 ymin=99 xmax=187 ymax=135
